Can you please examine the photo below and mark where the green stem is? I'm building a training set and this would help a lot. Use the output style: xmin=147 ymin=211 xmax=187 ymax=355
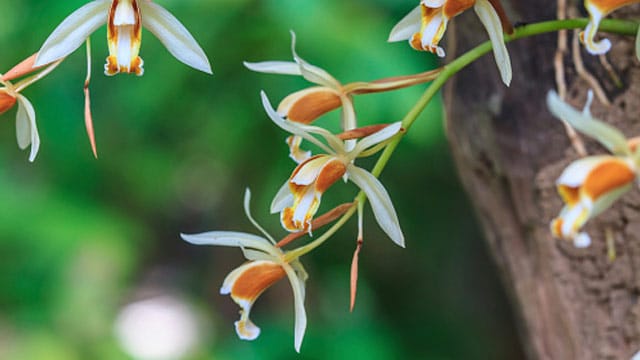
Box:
xmin=290 ymin=17 xmax=638 ymax=259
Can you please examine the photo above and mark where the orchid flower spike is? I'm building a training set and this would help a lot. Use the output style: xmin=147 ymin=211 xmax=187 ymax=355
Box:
xmin=388 ymin=0 xmax=513 ymax=86
xmin=546 ymin=91 xmax=640 ymax=248
xmin=263 ymin=91 xmax=405 ymax=248
xmin=34 ymin=0 xmax=212 ymax=76
xmin=580 ymin=0 xmax=640 ymax=57
xmin=245 ymin=32 xmax=440 ymax=134
xmin=181 ymin=189 xmax=308 ymax=352
xmin=0 ymin=56 xmax=63 ymax=162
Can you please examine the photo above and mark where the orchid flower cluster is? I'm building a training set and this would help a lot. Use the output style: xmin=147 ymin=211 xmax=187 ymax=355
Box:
xmin=0 ymin=0 xmax=211 ymax=160
xmin=4 ymin=0 xmax=640 ymax=355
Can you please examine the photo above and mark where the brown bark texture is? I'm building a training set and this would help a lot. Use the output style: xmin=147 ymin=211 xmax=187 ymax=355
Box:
xmin=446 ymin=2 xmax=640 ymax=359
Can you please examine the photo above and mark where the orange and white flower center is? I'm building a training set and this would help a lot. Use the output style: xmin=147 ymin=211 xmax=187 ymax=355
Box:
xmin=106 ymin=0 xmax=143 ymax=76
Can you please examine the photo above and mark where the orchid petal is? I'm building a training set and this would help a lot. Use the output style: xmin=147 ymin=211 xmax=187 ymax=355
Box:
xmin=181 ymin=232 xmax=278 ymax=255
xmin=289 ymin=31 xmax=340 ymax=88
xmin=388 ymin=6 xmax=422 ymax=42
xmin=350 ymin=122 xmax=402 ymax=156
xmin=243 ymin=188 xmax=276 ymax=244
xmin=556 ymin=155 xmax=619 ymax=188
xmin=35 ymin=0 xmax=110 ymax=66
xmin=140 ymin=1 xmax=212 ymax=74
xmin=243 ymin=61 xmax=302 ymax=75
xmin=547 ymin=91 xmax=630 ymax=156
xmin=261 ymin=91 xmax=338 ymax=154
xmin=271 ymin=180 xmax=294 ymax=214
xmin=474 ymin=0 xmax=512 ymax=86
xmin=347 ymin=165 xmax=405 ymax=247
xmin=582 ymin=4 xmax=611 ymax=55
xmin=282 ymin=263 xmax=307 ymax=353
xmin=422 ymin=0 xmax=446 ymax=6
xmin=15 ymin=95 xmax=39 ymax=162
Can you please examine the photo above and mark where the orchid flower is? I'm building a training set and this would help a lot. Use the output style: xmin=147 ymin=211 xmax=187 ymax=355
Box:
xmin=580 ymin=0 xmax=640 ymax=57
xmin=181 ymin=189 xmax=308 ymax=352
xmin=547 ymin=91 xmax=640 ymax=248
xmin=0 ymin=56 xmax=63 ymax=162
xmin=34 ymin=0 xmax=212 ymax=76
xmin=262 ymin=91 xmax=405 ymax=248
xmin=388 ymin=0 xmax=513 ymax=86
xmin=245 ymin=32 xmax=440 ymax=145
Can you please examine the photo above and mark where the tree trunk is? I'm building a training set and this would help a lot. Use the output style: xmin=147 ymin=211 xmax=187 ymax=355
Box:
xmin=446 ymin=2 xmax=640 ymax=359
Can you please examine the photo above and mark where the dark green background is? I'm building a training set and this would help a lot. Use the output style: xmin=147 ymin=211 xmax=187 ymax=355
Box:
xmin=0 ymin=1 xmax=523 ymax=358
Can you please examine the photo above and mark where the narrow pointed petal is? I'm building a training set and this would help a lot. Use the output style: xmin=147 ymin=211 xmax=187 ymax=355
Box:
xmin=351 ymin=122 xmax=402 ymax=156
xmin=289 ymin=31 xmax=340 ymax=88
xmin=15 ymin=95 xmax=39 ymax=162
xmin=347 ymin=165 xmax=405 ymax=247
xmin=261 ymin=91 xmax=338 ymax=154
xmin=547 ymin=91 xmax=630 ymax=156
xmin=282 ymin=263 xmax=307 ymax=352
xmin=286 ymin=135 xmax=312 ymax=164
xmin=181 ymin=232 xmax=277 ymax=255
xmin=243 ymin=61 xmax=301 ymax=75
xmin=140 ymin=1 xmax=212 ymax=74
xmin=271 ymin=180 xmax=294 ymax=214
xmin=388 ymin=6 xmax=422 ymax=42
xmin=474 ymin=0 xmax=512 ymax=86
xmin=243 ymin=188 xmax=276 ymax=244
xmin=35 ymin=0 xmax=110 ymax=67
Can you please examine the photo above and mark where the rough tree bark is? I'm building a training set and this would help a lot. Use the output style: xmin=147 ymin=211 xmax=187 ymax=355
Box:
xmin=446 ymin=2 xmax=640 ymax=359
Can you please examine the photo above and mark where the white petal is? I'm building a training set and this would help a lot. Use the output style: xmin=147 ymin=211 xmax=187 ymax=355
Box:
xmin=140 ymin=1 xmax=212 ymax=74
xmin=474 ymin=0 xmax=512 ymax=86
xmin=16 ymin=95 xmax=39 ymax=162
xmin=290 ymin=157 xmax=330 ymax=186
xmin=556 ymin=156 xmax=617 ymax=187
xmin=347 ymin=165 xmax=405 ymax=247
xmin=421 ymin=0 xmax=445 ymax=7
xmin=351 ymin=122 xmax=402 ymax=156
xmin=243 ymin=188 xmax=277 ymax=244
xmin=282 ymin=263 xmax=307 ymax=353
xmin=35 ymin=0 xmax=110 ymax=66
xmin=180 ymin=232 xmax=277 ymax=256
xmin=547 ymin=91 xmax=630 ymax=156
xmin=388 ymin=6 xmax=421 ymax=42
xmin=289 ymin=31 xmax=340 ymax=88
xmin=582 ymin=5 xmax=611 ymax=55
xmin=573 ymin=232 xmax=592 ymax=248
xmin=271 ymin=180 xmax=294 ymax=213
xmin=260 ymin=91 xmax=336 ymax=154
xmin=243 ymin=61 xmax=302 ymax=75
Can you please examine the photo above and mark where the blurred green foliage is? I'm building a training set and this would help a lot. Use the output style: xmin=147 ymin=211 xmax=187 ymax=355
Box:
xmin=0 ymin=0 xmax=523 ymax=359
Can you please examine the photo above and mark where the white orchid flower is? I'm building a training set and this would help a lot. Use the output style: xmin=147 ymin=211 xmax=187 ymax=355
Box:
xmin=181 ymin=189 xmax=308 ymax=352
xmin=388 ymin=0 xmax=513 ymax=86
xmin=34 ymin=0 xmax=212 ymax=76
xmin=262 ymin=91 xmax=405 ymax=248
xmin=547 ymin=91 xmax=640 ymax=248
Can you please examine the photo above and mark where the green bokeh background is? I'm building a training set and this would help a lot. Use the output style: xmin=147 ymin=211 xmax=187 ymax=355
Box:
xmin=0 ymin=1 xmax=524 ymax=359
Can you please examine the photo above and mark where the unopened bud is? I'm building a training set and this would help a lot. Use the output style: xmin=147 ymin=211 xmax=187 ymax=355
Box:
xmin=0 ymin=91 xmax=17 ymax=115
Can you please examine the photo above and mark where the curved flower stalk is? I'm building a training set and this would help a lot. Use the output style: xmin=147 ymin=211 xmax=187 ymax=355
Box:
xmin=245 ymin=32 xmax=440 ymax=135
xmin=547 ymin=91 xmax=639 ymax=248
xmin=34 ymin=0 xmax=212 ymax=76
xmin=0 ymin=56 xmax=63 ymax=162
xmin=388 ymin=0 xmax=513 ymax=86
xmin=181 ymin=190 xmax=308 ymax=352
xmin=580 ymin=0 xmax=640 ymax=56
xmin=262 ymin=92 xmax=406 ymax=248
